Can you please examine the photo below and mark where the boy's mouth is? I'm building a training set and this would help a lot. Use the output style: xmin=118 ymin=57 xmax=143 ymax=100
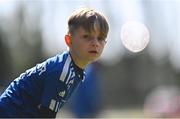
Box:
xmin=88 ymin=51 xmax=98 ymax=54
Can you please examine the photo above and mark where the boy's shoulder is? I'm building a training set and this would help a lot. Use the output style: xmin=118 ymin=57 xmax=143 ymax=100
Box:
xmin=43 ymin=51 xmax=70 ymax=71
xmin=46 ymin=51 xmax=69 ymax=63
xmin=19 ymin=51 xmax=70 ymax=79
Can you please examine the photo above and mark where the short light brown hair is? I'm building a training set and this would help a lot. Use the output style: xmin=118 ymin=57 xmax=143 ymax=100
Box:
xmin=68 ymin=7 xmax=109 ymax=40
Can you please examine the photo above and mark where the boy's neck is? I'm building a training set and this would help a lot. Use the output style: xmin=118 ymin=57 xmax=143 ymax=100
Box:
xmin=69 ymin=51 xmax=89 ymax=69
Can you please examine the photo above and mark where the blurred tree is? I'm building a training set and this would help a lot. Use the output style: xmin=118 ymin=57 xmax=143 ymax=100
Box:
xmin=0 ymin=28 xmax=12 ymax=87
xmin=101 ymin=50 xmax=180 ymax=109
xmin=8 ymin=3 xmax=45 ymax=77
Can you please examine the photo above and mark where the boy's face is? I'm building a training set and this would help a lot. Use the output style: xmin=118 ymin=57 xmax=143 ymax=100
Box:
xmin=68 ymin=25 xmax=106 ymax=66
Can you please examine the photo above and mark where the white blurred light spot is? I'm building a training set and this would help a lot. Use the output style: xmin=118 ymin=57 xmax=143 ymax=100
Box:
xmin=121 ymin=21 xmax=150 ymax=53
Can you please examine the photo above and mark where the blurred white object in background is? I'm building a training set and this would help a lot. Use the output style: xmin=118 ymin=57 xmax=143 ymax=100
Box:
xmin=121 ymin=21 xmax=150 ymax=53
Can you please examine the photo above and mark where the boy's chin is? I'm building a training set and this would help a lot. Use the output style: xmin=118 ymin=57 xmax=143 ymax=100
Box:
xmin=88 ymin=57 xmax=99 ymax=63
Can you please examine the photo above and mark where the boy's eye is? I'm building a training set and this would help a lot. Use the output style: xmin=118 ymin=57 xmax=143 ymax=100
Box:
xmin=82 ymin=34 xmax=89 ymax=39
xmin=98 ymin=37 xmax=105 ymax=41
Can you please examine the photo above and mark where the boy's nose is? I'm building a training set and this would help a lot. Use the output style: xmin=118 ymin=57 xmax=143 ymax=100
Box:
xmin=91 ymin=38 xmax=99 ymax=47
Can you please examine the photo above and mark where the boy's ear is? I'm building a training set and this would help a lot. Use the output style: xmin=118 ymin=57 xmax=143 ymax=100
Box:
xmin=65 ymin=34 xmax=72 ymax=47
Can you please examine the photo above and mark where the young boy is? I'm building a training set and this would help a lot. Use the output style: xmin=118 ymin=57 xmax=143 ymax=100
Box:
xmin=0 ymin=7 xmax=109 ymax=118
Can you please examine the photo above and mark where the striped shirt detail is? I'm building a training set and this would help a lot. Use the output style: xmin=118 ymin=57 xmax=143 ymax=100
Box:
xmin=49 ymin=99 xmax=56 ymax=111
xmin=55 ymin=101 xmax=59 ymax=112
xmin=59 ymin=54 xmax=71 ymax=82
xmin=65 ymin=67 xmax=72 ymax=84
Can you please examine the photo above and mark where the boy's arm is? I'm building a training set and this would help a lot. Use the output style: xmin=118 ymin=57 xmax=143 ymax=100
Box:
xmin=39 ymin=105 xmax=57 ymax=118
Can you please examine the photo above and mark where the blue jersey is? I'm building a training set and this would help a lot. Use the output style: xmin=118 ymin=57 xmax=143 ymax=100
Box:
xmin=0 ymin=51 xmax=85 ymax=117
